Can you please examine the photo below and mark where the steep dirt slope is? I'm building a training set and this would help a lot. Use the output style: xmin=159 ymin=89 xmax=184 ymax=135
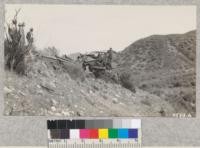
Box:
xmin=4 ymin=55 xmax=175 ymax=116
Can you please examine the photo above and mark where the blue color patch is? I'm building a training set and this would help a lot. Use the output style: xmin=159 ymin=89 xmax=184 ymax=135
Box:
xmin=128 ymin=129 xmax=138 ymax=138
xmin=118 ymin=129 xmax=128 ymax=138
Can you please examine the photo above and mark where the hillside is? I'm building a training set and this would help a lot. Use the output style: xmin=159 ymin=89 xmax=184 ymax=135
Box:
xmin=4 ymin=30 xmax=196 ymax=116
xmin=115 ymin=30 xmax=196 ymax=116
xmin=117 ymin=30 xmax=195 ymax=71
xmin=4 ymin=57 xmax=174 ymax=116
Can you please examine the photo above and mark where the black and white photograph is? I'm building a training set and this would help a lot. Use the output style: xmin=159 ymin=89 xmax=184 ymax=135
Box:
xmin=4 ymin=5 xmax=196 ymax=117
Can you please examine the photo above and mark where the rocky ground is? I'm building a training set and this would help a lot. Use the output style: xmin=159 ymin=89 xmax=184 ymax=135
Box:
xmin=4 ymin=69 xmax=175 ymax=116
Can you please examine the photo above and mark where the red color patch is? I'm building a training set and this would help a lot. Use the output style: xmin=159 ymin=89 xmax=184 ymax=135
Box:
xmin=89 ymin=129 xmax=98 ymax=139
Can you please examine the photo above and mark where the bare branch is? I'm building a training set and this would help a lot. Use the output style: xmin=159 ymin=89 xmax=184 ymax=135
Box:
xmin=14 ymin=8 xmax=21 ymax=20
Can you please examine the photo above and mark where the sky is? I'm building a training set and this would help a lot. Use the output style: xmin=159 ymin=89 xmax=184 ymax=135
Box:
xmin=5 ymin=5 xmax=196 ymax=55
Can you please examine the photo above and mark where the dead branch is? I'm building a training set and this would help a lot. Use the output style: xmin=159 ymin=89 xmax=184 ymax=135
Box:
xmin=14 ymin=8 xmax=21 ymax=20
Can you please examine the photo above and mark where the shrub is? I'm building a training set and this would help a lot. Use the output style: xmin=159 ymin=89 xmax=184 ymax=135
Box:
xmin=101 ymin=72 xmax=120 ymax=84
xmin=119 ymin=72 xmax=135 ymax=93
xmin=41 ymin=46 xmax=59 ymax=57
xmin=191 ymin=81 xmax=195 ymax=86
xmin=139 ymin=84 xmax=147 ymax=90
xmin=173 ymin=82 xmax=181 ymax=87
xmin=4 ymin=38 xmax=29 ymax=75
xmin=62 ymin=62 xmax=85 ymax=81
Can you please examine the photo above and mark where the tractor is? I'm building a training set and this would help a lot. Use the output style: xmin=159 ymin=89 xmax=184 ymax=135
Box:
xmin=78 ymin=51 xmax=112 ymax=77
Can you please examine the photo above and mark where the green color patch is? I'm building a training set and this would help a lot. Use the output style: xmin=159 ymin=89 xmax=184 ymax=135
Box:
xmin=109 ymin=129 xmax=118 ymax=138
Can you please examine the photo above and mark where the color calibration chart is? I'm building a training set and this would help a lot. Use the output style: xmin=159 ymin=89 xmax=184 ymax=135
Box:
xmin=47 ymin=119 xmax=141 ymax=148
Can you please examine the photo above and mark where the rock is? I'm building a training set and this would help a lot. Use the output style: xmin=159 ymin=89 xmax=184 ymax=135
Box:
xmin=93 ymin=85 xmax=99 ymax=90
xmin=70 ymin=111 xmax=75 ymax=115
xmin=62 ymin=111 xmax=70 ymax=116
xmin=51 ymin=99 xmax=58 ymax=105
xmin=36 ymin=85 xmax=41 ymax=89
xmin=4 ymin=87 xmax=12 ymax=94
xmin=99 ymin=111 xmax=104 ymax=113
xmin=102 ymin=95 xmax=108 ymax=100
xmin=80 ymin=90 xmax=85 ymax=94
xmin=51 ymin=106 xmax=56 ymax=112
xmin=40 ymin=80 xmax=56 ymax=92
xmin=119 ymin=102 xmax=125 ymax=106
xmin=40 ymin=84 xmax=54 ymax=93
xmin=115 ymin=94 xmax=120 ymax=98
xmin=37 ymin=89 xmax=43 ymax=95
xmin=18 ymin=91 xmax=25 ymax=96
xmin=188 ymin=113 xmax=192 ymax=118
xmin=112 ymin=98 xmax=118 ymax=104
xmin=49 ymin=81 xmax=56 ymax=88
xmin=76 ymin=111 xmax=82 ymax=116
xmin=74 ymin=105 xmax=78 ymax=108
xmin=47 ymin=110 xmax=54 ymax=115
xmin=55 ymin=113 xmax=62 ymax=116
xmin=13 ymin=95 xmax=19 ymax=99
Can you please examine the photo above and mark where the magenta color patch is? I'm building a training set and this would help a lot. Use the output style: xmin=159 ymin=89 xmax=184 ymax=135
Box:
xmin=80 ymin=129 xmax=90 ymax=139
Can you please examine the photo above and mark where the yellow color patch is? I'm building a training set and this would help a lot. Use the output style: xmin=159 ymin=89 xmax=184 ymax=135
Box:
xmin=98 ymin=129 xmax=108 ymax=139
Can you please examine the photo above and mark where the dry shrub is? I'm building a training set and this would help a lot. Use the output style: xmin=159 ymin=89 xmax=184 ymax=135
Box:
xmin=173 ymin=82 xmax=181 ymax=87
xmin=62 ymin=62 xmax=85 ymax=81
xmin=139 ymin=84 xmax=148 ymax=90
xmin=4 ymin=39 xmax=30 ymax=75
xmin=96 ymin=71 xmax=120 ymax=84
xmin=40 ymin=46 xmax=59 ymax=57
xmin=141 ymin=99 xmax=151 ymax=106
xmin=119 ymin=72 xmax=135 ymax=93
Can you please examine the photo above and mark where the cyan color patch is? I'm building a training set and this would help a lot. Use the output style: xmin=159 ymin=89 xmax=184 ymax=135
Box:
xmin=118 ymin=129 xmax=128 ymax=138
